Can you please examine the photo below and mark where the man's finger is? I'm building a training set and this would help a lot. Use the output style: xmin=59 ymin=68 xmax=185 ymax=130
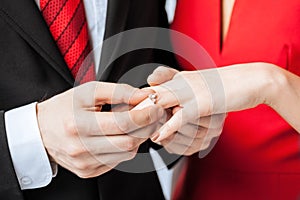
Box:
xmin=94 ymin=150 xmax=138 ymax=166
xmin=84 ymin=135 xmax=143 ymax=153
xmin=92 ymin=105 xmax=164 ymax=135
xmin=93 ymin=82 xmax=151 ymax=105
xmin=115 ymin=105 xmax=164 ymax=132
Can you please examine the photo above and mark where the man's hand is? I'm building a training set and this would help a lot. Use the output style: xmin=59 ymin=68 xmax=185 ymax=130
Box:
xmin=37 ymin=81 xmax=164 ymax=178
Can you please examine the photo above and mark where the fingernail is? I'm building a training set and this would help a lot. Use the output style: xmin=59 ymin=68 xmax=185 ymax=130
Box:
xmin=147 ymin=75 xmax=154 ymax=83
xmin=152 ymin=133 xmax=163 ymax=143
xmin=151 ymin=132 xmax=160 ymax=141
xmin=154 ymin=135 xmax=163 ymax=143
xmin=154 ymin=129 xmax=167 ymax=142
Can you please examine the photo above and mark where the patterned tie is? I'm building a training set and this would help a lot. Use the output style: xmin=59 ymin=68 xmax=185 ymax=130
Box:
xmin=40 ymin=0 xmax=95 ymax=83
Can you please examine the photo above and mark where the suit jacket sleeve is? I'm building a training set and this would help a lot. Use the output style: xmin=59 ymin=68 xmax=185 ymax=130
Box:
xmin=0 ymin=111 xmax=23 ymax=199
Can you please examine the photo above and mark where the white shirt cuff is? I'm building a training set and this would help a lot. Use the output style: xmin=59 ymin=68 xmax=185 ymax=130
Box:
xmin=5 ymin=102 xmax=53 ymax=190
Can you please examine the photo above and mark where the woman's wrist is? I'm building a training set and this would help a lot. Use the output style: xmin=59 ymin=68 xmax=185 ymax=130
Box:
xmin=218 ymin=62 xmax=280 ymax=112
xmin=222 ymin=62 xmax=286 ymax=112
xmin=257 ymin=63 xmax=288 ymax=108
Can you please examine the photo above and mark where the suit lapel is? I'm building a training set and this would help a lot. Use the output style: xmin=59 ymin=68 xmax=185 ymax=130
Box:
xmin=0 ymin=0 xmax=131 ymax=84
xmin=103 ymin=0 xmax=131 ymax=39
xmin=97 ymin=0 xmax=131 ymax=81
xmin=0 ymin=0 xmax=74 ymax=85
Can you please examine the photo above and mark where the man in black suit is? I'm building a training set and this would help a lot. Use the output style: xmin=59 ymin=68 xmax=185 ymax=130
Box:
xmin=0 ymin=0 xmax=178 ymax=199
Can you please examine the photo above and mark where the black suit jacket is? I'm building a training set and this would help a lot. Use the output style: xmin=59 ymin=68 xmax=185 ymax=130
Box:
xmin=0 ymin=0 xmax=178 ymax=199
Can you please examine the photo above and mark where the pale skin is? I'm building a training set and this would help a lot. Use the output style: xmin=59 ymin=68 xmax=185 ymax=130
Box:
xmin=222 ymin=0 xmax=236 ymax=42
xmin=148 ymin=0 xmax=300 ymax=155
xmin=31 ymin=0 xmax=239 ymax=179
xmin=37 ymin=82 xmax=164 ymax=178
xmin=35 ymin=1 xmax=300 ymax=178
xmin=148 ymin=63 xmax=300 ymax=153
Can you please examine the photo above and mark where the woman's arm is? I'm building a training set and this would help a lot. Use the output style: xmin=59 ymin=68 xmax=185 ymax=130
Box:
xmin=265 ymin=64 xmax=300 ymax=133
xmin=148 ymin=63 xmax=300 ymax=143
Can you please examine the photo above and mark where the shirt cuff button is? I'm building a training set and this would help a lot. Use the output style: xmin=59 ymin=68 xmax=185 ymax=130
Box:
xmin=21 ymin=176 xmax=32 ymax=185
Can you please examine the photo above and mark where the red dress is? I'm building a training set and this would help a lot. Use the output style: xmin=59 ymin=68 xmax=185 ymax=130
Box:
xmin=171 ymin=0 xmax=300 ymax=199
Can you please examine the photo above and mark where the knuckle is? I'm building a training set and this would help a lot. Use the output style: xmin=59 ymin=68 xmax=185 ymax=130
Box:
xmin=184 ymin=150 xmax=195 ymax=156
xmin=132 ymin=111 xmax=152 ymax=127
xmin=73 ymin=160 xmax=89 ymax=171
xmin=96 ymin=165 xmax=115 ymax=176
xmin=195 ymin=129 xmax=205 ymax=139
xmin=65 ymin=144 xmax=85 ymax=157
xmin=124 ymin=137 xmax=138 ymax=151
xmin=64 ymin=120 xmax=77 ymax=136
xmin=129 ymin=150 xmax=137 ymax=159
xmin=197 ymin=130 xmax=208 ymax=140
xmin=124 ymin=149 xmax=138 ymax=161
xmin=132 ymin=147 xmax=139 ymax=154
xmin=131 ymin=147 xmax=139 ymax=156
xmin=143 ymin=112 xmax=152 ymax=125
xmin=76 ymin=171 xmax=91 ymax=179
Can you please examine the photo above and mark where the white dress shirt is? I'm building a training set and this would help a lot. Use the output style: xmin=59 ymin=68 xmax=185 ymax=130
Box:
xmin=5 ymin=0 xmax=178 ymax=199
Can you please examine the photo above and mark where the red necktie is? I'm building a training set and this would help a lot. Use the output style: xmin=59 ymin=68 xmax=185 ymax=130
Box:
xmin=40 ymin=0 xmax=95 ymax=83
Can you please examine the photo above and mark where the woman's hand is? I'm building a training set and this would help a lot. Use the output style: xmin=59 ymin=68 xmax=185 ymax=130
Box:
xmin=148 ymin=63 xmax=281 ymax=143
xmin=158 ymin=108 xmax=224 ymax=157
xmin=147 ymin=67 xmax=225 ymax=156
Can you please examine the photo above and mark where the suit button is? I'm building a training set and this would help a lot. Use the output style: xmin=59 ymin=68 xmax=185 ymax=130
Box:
xmin=21 ymin=176 xmax=32 ymax=185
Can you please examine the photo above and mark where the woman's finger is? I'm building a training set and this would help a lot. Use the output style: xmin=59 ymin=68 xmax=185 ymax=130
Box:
xmin=178 ymin=124 xmax=205 ymax=139
xmin=150 ymin=84 xmax=181 ymax=109
xmin=161 ymin=138 xmax=200 ymax=156
xmin=152 ymin=109 xmax=187 ymax=142
xmin=147 ymin=66 xmax=179 ymax=86
xmin=151 ymin=76 xmax=197 ymax=109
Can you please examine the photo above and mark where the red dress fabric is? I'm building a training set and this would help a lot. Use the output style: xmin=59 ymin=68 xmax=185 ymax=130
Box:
xmin=171 ymin=0 xmax=300 ymax=199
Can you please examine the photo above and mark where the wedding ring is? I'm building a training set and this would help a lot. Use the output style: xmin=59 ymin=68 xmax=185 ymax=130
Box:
xmin=148 ymin=93 xmax=158 ymax=104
